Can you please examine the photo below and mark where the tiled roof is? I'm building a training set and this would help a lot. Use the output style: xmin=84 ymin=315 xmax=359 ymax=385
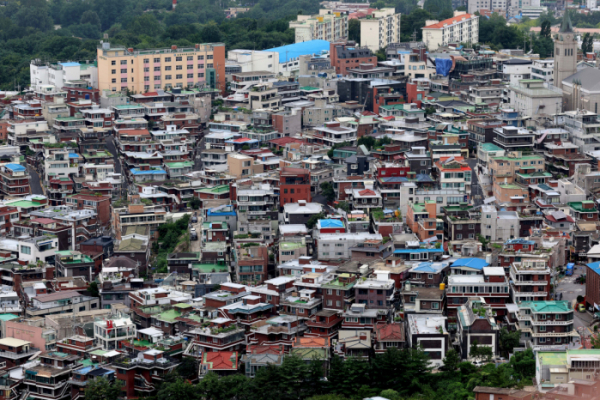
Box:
xmin=423 ymin=13 xmax=475 ymax=29
xmin=202 ymin=351 xmax=238 ymax=370
xmin=376 ymin=323 xmax=405 ymax=342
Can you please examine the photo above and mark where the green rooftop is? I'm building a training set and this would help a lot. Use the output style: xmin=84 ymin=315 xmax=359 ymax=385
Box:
xmin=165 ymin=161 xmax=193 ymax=169
xmin=192 ymin=263 xmax=229 ymax=273
xmin=114 ymin=104 xmax=144 ymax=109
xmin=202 ymin=222 xmax=229 ymax=230
xmin=196 ymin=185 xmax=230 ymax=194
xmin=516 ymin=172 xmax=552 ymax=178
xmin=89 ymin=350 xmax=108 ymax=356
xmin=0 ymin=314 xmax=19 ymax=322
xmin=300 ymin=86 xmax=321 ymax=91
xmin=520 ymin=300 xmax=572 ymax=313
xmin=492 ymin=155 xmax=543 ymax=161
xmin=498 ymin=184 xmax=523 ymax=190
xmin=116 ymin=238 xmax=146 ymax=252
xmin=411 ymin=203 xmax=426 ymax=213
xmin=280 ymin=242 xmax=305 ymax=251
xmin=6 ymin=200 xmax=43 ymax=209
xmin=381 ymin=104 xmax=404 ymax=111
xmin=568 ymin=201 xmax=599 ymax=213
xmin=479 ymin=143 xmax=503 ymax=152
xmin=157 ymin=309 xmax=182 ymax=323
xmin=55 ymin=116 xmax=84 ymax=121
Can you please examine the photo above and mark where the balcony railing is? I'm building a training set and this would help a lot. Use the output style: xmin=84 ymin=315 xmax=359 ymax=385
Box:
xmin=0 ymin=347 xmax=40 ymax=359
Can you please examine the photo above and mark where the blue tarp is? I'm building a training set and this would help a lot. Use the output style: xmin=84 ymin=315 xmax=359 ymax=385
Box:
xmin=436 ymin=58 xmax=453 ymax=77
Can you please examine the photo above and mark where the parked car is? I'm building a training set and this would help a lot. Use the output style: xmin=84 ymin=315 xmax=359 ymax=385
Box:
xmin=190 ymin=227 xmax=196 ymax=234
xmin=191 ymin=216 xmax=198 ymax=223
xmin=578 ymin=304 xmax=586 ymax=313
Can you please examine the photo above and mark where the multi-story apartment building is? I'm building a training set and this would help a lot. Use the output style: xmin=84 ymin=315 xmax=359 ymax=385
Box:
xmin=43 ymin=149 xmax=79 ymax=184
xmin=280 ymin=167 xmax=311 ymax=207
xmin=421 ymin=12 xmax=479 ymax=51
xmin=30 ymin=59 xmax=98 ymax=93
xmin=513 ymin=301 xmax=576 ymax=347
xmin=446 ymin=267 xmax=510 ymax=323
xmin=0 ymin=163 xmax=30 ymax=198
xmin=312 ymin=121 xmax=358 ymax=147
xmin=329 ymin=40 xmax=375 ymax=76
xmin=563 ymin=110 xmax=600 ymax=153
xmin=315 ymin=232 xmax=382 ymax=261
xmin=289 ymin=10 xmax=348 ymax=43
xmin=509 ymin=79 xmax=563 ymax=119
xmin=25 ymin=351 xmax=80 ymax=400
xmin=93 ymin=315 xmax=136 ymax=350
xmin=510 ymin=258 xmax=551 ymax=302
xmin=359 ymin=9 xmax=401 ymax=52
xmin=96 ymin=42 xmax=226 ymax=94
xmin=354 ymin=271 xmax=395 ymax=309
xmin=531 ymin=59 xmax=554 ymax=84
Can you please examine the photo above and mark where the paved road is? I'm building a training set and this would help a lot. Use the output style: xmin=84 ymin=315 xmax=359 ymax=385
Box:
xmin=106 ymin=136 xmax=122 ymax=175
xmin=466 ymin=158 xmax=483 ymax=206
xmin=27 ymin=165 xmax=44 ymax=195
xmin=555 ymin=264 xmax=594 ymax=333
xmin=193 ymin=138 xmax=205 ymax=171
xmin=189 ymin=214 xmax=203 ymax=253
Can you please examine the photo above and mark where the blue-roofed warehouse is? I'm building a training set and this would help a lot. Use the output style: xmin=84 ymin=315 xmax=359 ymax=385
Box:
xmin=450 ymin=258 xmax=489 ymax=272
xmin=317 ymin=219 xmax=345 ymax=231
xmin=266 ymin=40 xmax=331 ymax=64
xmin=4 ymin=163 xmax=25 ymax=172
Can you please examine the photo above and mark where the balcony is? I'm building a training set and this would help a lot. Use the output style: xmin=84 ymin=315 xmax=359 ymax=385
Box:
xmin=0 ymin=347 xmax=40 ymax=359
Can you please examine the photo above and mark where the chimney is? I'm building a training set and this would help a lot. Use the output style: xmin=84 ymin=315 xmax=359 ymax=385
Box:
xmin=172 ymin=0 xmax=177 ymax=9
xmin=128 ymin=48 xmax=133 ymax=53
xmin=171 ymin=45 xmax=177 ymax=51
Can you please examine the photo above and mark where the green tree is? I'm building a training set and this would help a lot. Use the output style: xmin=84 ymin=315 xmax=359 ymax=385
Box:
xmin=202 ymin=21 xmax=222 ymax=42
xmin=242 ymin=144 xmax=250 ymax=150
xmin=582 ymin=33 xmax=594 ymax=54
xmin=499 ymin=327 xmax=521 ymax=354
xmin=442 ymin=348 xmax=460 ymax=371
xmin=540 ymin=20 xmax=551 ymax=38
xmin=80 ymin=10 xmax=101 ymax=29
xmin=84 ymin=377 xmax=121 ymax=400
xmin=157 ymin=379 xmax=198 ymax=400
xmin=348 ymin=18 xmax=361 ymax=43
xmin=375 ymin=47 xmax=386 ymax=61
xmin=176 ymin=357 xmax=197 ymax=378
xmin=189 ymin=197 xmax=201 ymax=210
xmin=357 ymin=136 xmax=376 ymax=150
xmin=470 ymin=341 xmax=493 ymax=362
xmin=87 ymin=282 xmax=100 ymax=298
xmin=306 ymin=212 xmax=326 ymax=229
xmin=320 ymin=181 xmax=336 ymax=202
xmin=372 ymin=0 xmax=386 ymax=9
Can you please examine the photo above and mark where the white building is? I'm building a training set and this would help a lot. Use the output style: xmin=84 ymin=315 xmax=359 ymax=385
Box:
xmin=30 ymin=60 xmax=98 ymax=92
xmin=531 ymin=59 xmax=554 ymax=84
xmin=502 ymin=58 xmax=532 ymax=86
xmin=227 ymin=50 xmax=280 ymax=75
xmin=0 ymin=235 xmax=59 ymax=265
xmin=289 ymin=10 xmax=348 ymax=43
xmin=562 ymin=109 xmax=600 ymax=154
xmin=421 ymin=12 xmax=479 ymax=51
xmin=359 ymin=9 xmax=401 ymax=52
xmin=468 ymin=0 xmax=507 ymax=15
xmin=94 ymin=315 xmax=136 ymax=350
xmin=406 ymin=314 xmax=449 ymax=367
xmin=316 ymin=232 xmax=382 ymax=260
xmin=44 ymin=149 xmax=80 ymax=183
xmin=480 ymin=205 xmax=519 ymax=242
xmin=509 ymin=79 xmax=563 ymax=119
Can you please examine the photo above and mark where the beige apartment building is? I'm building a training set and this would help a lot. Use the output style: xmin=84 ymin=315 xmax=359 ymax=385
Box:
xmin=289 ymin=10 xmax=348 ymax=43
xmin=422 ymin=12 xmax=479 ymax=51
xmin=96 ymin=42 xmax=226 ymax=94
xmin=227 ymin=154 xmax=264 ymax=179
xmin=360 ymin=9 xmax=401 ymax=52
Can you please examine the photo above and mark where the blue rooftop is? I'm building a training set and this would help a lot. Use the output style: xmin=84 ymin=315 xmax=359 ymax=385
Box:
xmin=69 ymin=153 xmax=79 ymax=158
xmin=266 ymin=40 xmax=331 ymax=64
xmin=131 ymin=168 xmax=166 ymax=175
xmin=318 ymin=219 xmax=344 ymax=229
xmin=59 ymin=62 xmax=80 ymax=67
xmin=588 ymin=262 xmax=600 ymax=276
xmin=451 ymin=258 xmax=489 ymax=270
xmin=394 ymin=248 xmax=442 ymax=254
xmin=207 ymin=208 xmax=236 ymax=217
xmin=505 ymin=238 xmax=535 ymax=245
xmin=5 ymin=163 xmax=25 ymax=172
xmin=410 ymin=261 xmax=449 ymax=273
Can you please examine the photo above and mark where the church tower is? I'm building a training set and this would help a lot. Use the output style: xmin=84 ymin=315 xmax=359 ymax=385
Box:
xmin=553 ymin=11 xmax=577 ymax=89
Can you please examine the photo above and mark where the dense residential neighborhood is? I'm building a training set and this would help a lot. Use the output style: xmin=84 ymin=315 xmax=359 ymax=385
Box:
xmin=3 ymin=0 xmax=600 ymax=399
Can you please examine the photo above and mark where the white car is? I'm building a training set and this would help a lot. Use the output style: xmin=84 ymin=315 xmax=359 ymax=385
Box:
xmin=473 ymin=361 xmax=485 ymax=367
xmin=190 ymin=227 xmax=196 ymax=234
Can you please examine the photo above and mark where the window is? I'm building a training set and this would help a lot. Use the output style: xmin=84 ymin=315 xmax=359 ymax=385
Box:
xmin=198 ymin=55 xmax=204 ymax=60
xmin=21 ymin=246 xmax=31 ymax=255
xmin=187 ymin=73 xmax=193 ymax=78
xmin=111 ymin=61 xmax=116 ymax=65
xmin=165 ymin=75 xmax=172 ymax=80
xmin=198 ymin=73 xmax=204 ymax=78
xmin=153 ymin=58 xmax=160 ymax=63
xmin=154 ymin=66 xmax=160 ymax=71
xmin=165 ymin=66 xmax=172 ymax=71
xmin=165 ymin=57 xmax=171 ymax=62
xmin=176 ymin=65 xmax=183 ymax=70
xmin=428 ymin=274 xmax=433 ymax=279
xmin=111 ymin=69 xmax=116 ymax=74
